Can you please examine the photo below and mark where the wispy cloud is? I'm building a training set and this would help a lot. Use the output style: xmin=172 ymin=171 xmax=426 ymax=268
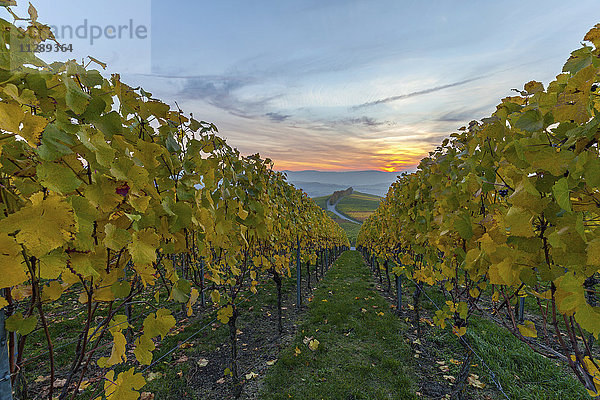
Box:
xmin=265 ymin=112 xmax=292 ymax=122
xmin=433 ymin=104 xmax=497 ymax=123
xmin=176 ymin=75 xmax=285 ymax=120
xmin=352 ymin=75 xmax=488 ymax=110
xmin=334 ymin=116 xmax=393 ymax=127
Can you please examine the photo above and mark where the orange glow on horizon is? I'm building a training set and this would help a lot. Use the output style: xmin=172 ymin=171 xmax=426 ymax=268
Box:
xmin=264 ymin=141 xmax=432 ymax=173
xmin=272 ymin=158 xmax=418 ymax=173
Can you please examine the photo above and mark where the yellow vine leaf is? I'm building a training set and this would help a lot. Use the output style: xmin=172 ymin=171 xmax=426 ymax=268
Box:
xmin=187 ymin=288 xmax=200 ymax=317
xmin=38 ymin=250 xmax=68 ymax=280
xmin=0 ymin=192 xmax=77 ymax=258
xmin=134 ymin=264 xmax=157 ymax=287
xmin=143 ymin=309 xmax=175 ymax=339
xmin=20 ymin=113 xmax=47 ymax=147
xmin=0 ymin=232 xmax=28 ymax=289
xmin=5 ymin=312 xmax=37 ymax=335
xmin=41 ymin=281 xmax=64 ymax=302
xmin=575 ymin=304 xmax=600 ymax=339
xmin=133 ymin=335 xmax=155 ymax=365
xmin=128 ymin=229 xmax=160 ymax=265
xmin=488 ymin=259 xmax=521 ymax=287
xmin=517 ymin=320 xmax=537 ymax=338
xmin=581 ymin=355 xmax=600 ymax=397
xmin=237 ymin=204 xmax=248 ymax=220
xmin=211 ymin=290 xmax=220 ymax=304
xmin=0 ymin=102 xmax=25 ymax=133
xmin=586 ymin=238 xmax=600 ymax=266
xmin=503 ymin=207 xmax=535 ymax=237
xmin=11 ymin=285 xmax=32 ymax=301
xmin=452 ymin=326 xmax=466 ymax=337
xmin=97 ymin=331 xmax=127 ymax=367
xmin=584 ymin=23 xmax=600 ymax=46
xmin=103 ymin=368 xmax=146 ymax=400
xmin=217 ymin=305 xmax=233 ymax=324
xmin=104 ymin=223 xmax=132 ymax=251
xmin=467 ymin=374 xmax=486 ymax=389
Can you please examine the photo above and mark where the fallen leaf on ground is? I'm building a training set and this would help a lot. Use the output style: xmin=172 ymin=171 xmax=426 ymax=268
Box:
xmin=197 ymin=358 xmax=209 ymax=367
xmin=147 ymin=372 xmax=164 ymax=381
xmin=53 ymin=378 xmax=67 ymax=388
xmin=468 ymin=374 xmax=485 ymax=388
xmin=175 ymin=355 xmax=188 ymax=363
xmin=245 ymin=372 xmax=258 ymax=380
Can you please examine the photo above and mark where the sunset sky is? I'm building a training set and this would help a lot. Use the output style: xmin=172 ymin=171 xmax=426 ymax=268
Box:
xmin=4 ymin=1 xmax=600 ymax=172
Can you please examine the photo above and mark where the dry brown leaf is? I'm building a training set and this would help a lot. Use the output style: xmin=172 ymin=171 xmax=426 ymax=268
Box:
xmin=175 ymin=355 xmax=188 ymax=363
xmin=468 ymin=374 xmax=485 ymax=389
xmin=53 ymin=378 xmax=67 ymax=388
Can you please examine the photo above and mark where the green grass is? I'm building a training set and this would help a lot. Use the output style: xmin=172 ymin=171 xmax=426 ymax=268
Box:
xmin=314 ymin=192 xmax=375 ymax=246
xmin=336 ymin=192 xmax=381 ymax=222
xmin=401 ymin=282 xmax=592 ymax=400
xmin=321 ymin=205 xmax=360 ymax=246
xmin=260 ymin=251 xmax=419 ymax=400
xmin=313 ymin=195 xmax=330 ymax=210
xmin=336 ymin=220 xmax=361 ymax=247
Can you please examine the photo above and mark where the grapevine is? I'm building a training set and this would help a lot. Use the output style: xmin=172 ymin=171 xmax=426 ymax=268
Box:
xmin=359 ymin=23 xmax=600 ymax=398
xmin=0 ymin=3 xmax=348 ymax=399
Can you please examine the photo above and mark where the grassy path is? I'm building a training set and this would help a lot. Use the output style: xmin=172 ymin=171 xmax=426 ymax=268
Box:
xmin=260 ymin=251 xmax=418 ymax=400
xmin=259 ymin=250 xmax=592 ymax=400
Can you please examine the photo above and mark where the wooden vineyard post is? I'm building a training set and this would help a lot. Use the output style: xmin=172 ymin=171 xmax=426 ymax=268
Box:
xmin=296 ymin=236 xmax=301 ymax=309
xmin=0 ymin=310 xmax=12 ymax=400
xmin=200 ymin=257 xmax=205 ymax=307
xmin=306 ymin=258 xmax=311 ymax=291
xmin=396 ymin=274 xmax=402 ymax=311
xmin=518 ymin=297 xmax=525 ymax=323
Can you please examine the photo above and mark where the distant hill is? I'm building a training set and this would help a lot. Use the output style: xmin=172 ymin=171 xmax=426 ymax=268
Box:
xmin=283 ymin=170 xmax=402 ymax=197
xmin=288 ymin=181 xmax=348 ymax=198
xmin=337 ymin=192 xmax=381 ymax=223
xmin=313 ymin=190 xmax=382 ymax=246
